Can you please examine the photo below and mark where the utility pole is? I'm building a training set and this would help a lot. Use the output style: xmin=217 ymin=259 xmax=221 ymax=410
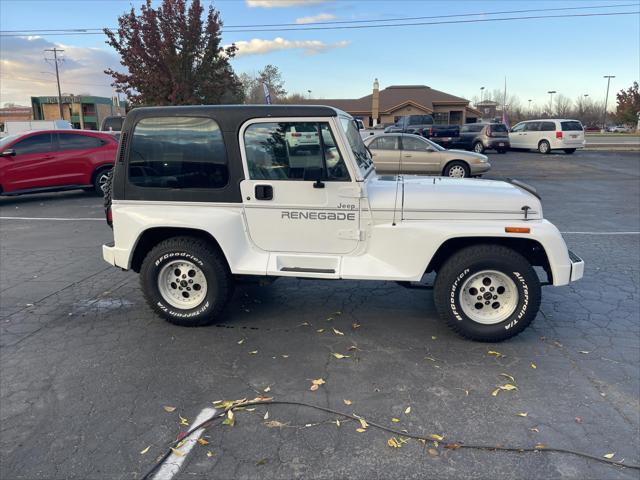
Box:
xmin=547 ymin=90 xmax=556 ymax=116
xmin=528 ymin=99 xmax=532 ymax=117
xmin=479 ymin=86 xmax=485 ymax=105
xmin=45 ymin=47 xmax=65 ymax=119
xmin=602 ymin=75 xmax=615 ymax=132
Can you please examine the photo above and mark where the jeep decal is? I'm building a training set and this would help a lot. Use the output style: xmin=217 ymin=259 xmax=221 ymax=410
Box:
xmin=281 ymin=210 xmax=356 ymax=221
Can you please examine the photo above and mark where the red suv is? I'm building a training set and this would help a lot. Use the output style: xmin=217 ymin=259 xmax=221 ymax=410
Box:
xmin=0 ymin=130 xmax=118 ymax=196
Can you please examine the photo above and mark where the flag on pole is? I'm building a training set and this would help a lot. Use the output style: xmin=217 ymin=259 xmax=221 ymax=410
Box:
xmin=263 ymin=83 xmax=272 ymax=105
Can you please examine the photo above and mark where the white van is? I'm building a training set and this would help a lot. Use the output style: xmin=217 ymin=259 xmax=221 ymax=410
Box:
xmin=0 ymin=120 xmax=72 ymax=137
xmin=509 ymin=119 xmax=585 ymax=154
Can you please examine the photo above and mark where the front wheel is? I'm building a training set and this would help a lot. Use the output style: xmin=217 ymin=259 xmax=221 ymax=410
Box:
xmin=140 ymin=237 xmax=233 ymax=327
xmin=443 ymin=161 xmax=470 ymax=178
xmin=564 ymin=148 xmax=576 ymax=154
xmin=433 ymin=245 xmax=541 ymax=342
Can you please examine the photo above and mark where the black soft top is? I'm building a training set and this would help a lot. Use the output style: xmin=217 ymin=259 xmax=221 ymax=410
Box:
xmin=125 ymin=105 xmax=345 ymax=131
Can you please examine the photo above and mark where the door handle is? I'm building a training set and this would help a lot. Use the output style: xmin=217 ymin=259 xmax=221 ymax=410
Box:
xmin=254 ymin=184 xmax=273 ymax=200
xmin=403 ymin=154 xmax=412 ymax=158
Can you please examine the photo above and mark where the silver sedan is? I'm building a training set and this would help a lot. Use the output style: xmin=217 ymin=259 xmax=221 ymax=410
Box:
xmin=364 ymin=133 xmax=491 ymax=177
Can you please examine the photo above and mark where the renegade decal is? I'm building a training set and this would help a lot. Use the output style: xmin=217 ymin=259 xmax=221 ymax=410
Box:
xmin=281 ymin=211 xmax=356 ymax=221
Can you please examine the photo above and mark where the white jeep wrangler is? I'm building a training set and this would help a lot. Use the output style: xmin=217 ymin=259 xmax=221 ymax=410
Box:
xmin=102 ymin=105 xmax=584 ymax=342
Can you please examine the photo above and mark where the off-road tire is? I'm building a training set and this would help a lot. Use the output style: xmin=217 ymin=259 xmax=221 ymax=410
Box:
xmin=140 ymin=237 xmax=233 ymax=327
xmin=433 ymin=244 xmax=541 ymax=342
xmin=538 ymin=140 xmax=551 ymax=154
xmin=443 ymin=161 xmax=470 ymax=178
xmin=564 ymin=148 xmax=576 ymax=154
xmin=103 ymin=169 xmax=113 ymax=212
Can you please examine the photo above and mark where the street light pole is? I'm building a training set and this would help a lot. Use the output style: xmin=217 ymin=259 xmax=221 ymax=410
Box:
xmin=528 ymin=99 xmax=532 ymax=117
xmin=44 ymin=48 xmax=65 ymax=120
xmin=547 ymin=90 xmax=556 ymax=116
xmin=480 ymin=86 xmax=485 ymax=105
xmin=307 ymin=90 xmax=312 ymax=100
xmin=602 ymin=75 xmax=615 ymax=132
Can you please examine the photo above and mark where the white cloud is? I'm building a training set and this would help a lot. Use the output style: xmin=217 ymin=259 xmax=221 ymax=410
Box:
xmin=230 ymin=37 xmax=349 ymax=57
xmin=295 ymin=13 xmax=336 ymax=24
xmin=0 ymin=36 xmax=120 ymax=106
xmin=246 ymin=0 xmax=328 ymax=8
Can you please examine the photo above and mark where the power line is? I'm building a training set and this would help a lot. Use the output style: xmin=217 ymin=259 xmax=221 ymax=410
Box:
xmin=1 ymin=5 xmax=638 ymax=36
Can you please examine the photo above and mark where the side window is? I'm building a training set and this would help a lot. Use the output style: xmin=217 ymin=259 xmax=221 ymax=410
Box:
xmin=402 ymin=136 xmax=428 ymax=151
xmin=511 ymin=123 xmax=526 ymax=133
xmin=368 ymin=138 xmax=380 ymax=149
xmin=244 ymin=122 xmax=350 ymax=182
xmin=128 ymin=116 xmax=228 ymax=189
xmin=540 ymin=122 xmax=555 ymax=131
xmin=12 ymin=133 xmax=53 ymax=155
xmin=58 ymin=133 xmax=102 ymax=150
xmin=376 ymin=136 xmax=399 ymax=150
xmin=525 ymin=122 xmax=541 ymax=132
xmin=460 ymin=126 xmax=470 ymax=133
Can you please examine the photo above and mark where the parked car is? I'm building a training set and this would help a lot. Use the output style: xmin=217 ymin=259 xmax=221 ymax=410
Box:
xmin=383 ymin=114 xmax=459 ymax=138
xmin=364 ymin=133 xmax=490 ymax=177
xmin=0 ymin=130 xmax=117 ymax=196
xmin=0 ymin=120 xmax=72 ymax=138
xmin=509 ymin=119 xmax=585 ymax=154
xmin=285 ymin=124 xmax=320 ymax=153
xmin=584 ymin=125 xmax=600 ymax=133
xmin=102 ymin=105 xmax=583 ymax=342
xmin=608 ymin=125 xmax=631 ymax=133
xmin=432 ymin=122 xmax=510 ymax=153
xmin=100 ymin=116 xmax=125 ymax=132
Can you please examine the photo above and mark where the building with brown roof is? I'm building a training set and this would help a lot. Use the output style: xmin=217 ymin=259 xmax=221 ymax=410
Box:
xmin=0 ymin=106 xmax=32 ymax=131
xmin=309 ymin=80 xmax=481 ymax=127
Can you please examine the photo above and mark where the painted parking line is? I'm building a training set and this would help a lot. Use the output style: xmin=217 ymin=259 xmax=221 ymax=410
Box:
xmin=153 ymin=407 xmax=217 ymax=480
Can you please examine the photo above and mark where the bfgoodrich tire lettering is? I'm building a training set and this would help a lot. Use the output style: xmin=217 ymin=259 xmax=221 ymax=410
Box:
xmin=140 ymin=236 xmax=232 ymax=327
xmin=434 ymin=244 xmax=541 ymax=341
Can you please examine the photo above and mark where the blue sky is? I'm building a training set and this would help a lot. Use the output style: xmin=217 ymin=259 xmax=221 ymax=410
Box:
xmin=0 ymin=0 xmax=638 ymax=108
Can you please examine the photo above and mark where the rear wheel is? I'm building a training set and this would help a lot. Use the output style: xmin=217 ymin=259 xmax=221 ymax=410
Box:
xmin=564 ymin=148 xmax=576 ymax=154
xmin=473 ymin=142 xmax=485 ymax=154
xmin=140 ymin=237 xmax=233 ymax=327
xmin=93 ymin=167 xmax=112 ymax=195
xmin=538 ymin=140 xmax=551 ymax=154
xmin=433 ymin=244 xmax=541 ymax=342
xmin=443 ymin=161 xmax=470 ymax=178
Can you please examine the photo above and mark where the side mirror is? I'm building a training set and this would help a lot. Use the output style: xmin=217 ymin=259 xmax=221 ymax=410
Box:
xmin=303 ymin=166 xmax=325 ymax=188
xmin=1 ymin=149 xmax=16 ymax=157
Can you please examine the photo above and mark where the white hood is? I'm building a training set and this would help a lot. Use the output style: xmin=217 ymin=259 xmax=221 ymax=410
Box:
xmin=367 ymin=175 xmax=542 ymax=221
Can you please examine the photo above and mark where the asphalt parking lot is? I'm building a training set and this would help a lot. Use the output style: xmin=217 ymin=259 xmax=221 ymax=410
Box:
xmin=1 ymin=150 xmax=638 ymax=479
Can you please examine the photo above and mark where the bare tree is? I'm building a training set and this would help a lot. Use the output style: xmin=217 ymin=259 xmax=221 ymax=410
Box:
xmin=554 ymin=94 xmax=572 ymax=118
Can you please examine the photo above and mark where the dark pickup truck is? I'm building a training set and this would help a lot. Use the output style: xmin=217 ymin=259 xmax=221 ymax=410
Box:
xmin=429 ymin=123 xmax=510 ymax=153
xmin=384 ymin=114 xmax=459 ymax=138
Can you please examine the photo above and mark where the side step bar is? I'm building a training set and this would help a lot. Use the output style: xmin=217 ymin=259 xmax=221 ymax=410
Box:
xmin=280 ymin=267 xmax=336 ymax=274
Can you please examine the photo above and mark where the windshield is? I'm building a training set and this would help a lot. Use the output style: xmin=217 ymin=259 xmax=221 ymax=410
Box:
xmin=0 ymin=134 xmax=20 ymax=149
xmin=339 ymin=117 xmax=374 ymax=176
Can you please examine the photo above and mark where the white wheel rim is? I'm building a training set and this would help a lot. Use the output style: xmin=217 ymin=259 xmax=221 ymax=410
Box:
xmin=474 ymin=144 xmax=483 ymax=152
xmin=157 ymin=260 xmax=208 ymax=309
xmin=98 ymin=172 xmax=110 ymax=192
xmin=449 ymin=165 xmax=466 ymax=177
xmin=540 ymin=142 xmax=548 ymax=153
xmin=459 ymin=270 xmax=518 ymax=325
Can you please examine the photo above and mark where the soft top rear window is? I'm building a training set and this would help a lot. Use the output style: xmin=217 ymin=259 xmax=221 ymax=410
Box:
xmin=561 ymin=121 xmax=583 ymax=131
xmin=490 ymin=124 xmax=508 ymax=132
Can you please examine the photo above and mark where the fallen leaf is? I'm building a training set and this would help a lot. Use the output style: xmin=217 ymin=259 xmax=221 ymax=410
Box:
xmin=431 ymin=336 xmax=437 ymax=340
xmin=391 ymin=417 xmax=400 ymax=423
xmin=343 ymin=399 xmax=352 ymax=405
xmin=316 ymin=328 xmax=325 ymax=333
xmin=359 ymin=418 xmax=369 ymax=429
xmin=428 ymin=448 xmax=438 ymax=456
xmin=264 ymin=411 xmax=269 ymax=420
xmin=404 ymin=406 xmax=411 ymax=414
xmin=237 ymin=339 xmax=245 ymax=345
xmin=356 ymin=428 xmax=367 ymax=433
xmin=530 ymin=427 xmax=539 ymax=433
xmin=176 ymin=439 xmax=187 ymax=449
xmin=516 ymin=412 xmax=528 ymax=417
xmin=262 ymin=386 xmax=271 ymax=393
xmin=491 ymin=388 xmax=501 ymax=397
xmin=299 ymin=322 xmax=309 ymax=326
xmin=579 ymin=350 xmax=590 ymax=354
xmin=207 ymin=451 xmax=214 ymax=457
xmin=553 ymin=341 xmax=563 ymax=348
xmin=488 ymin=350 xmax=504 ymax=358
xmin=197 ymin=438 xmax=209 ymax=446
xmin=500 ymin=373 xmax=516 ymax=383
xmin=352 ymin=323 xmax=361 ymax=329
xmin=332 ymin=327 xmax=345 ymax=336
xmin=332 ymin=352 xmax=350 ymax=359
xmin=535 ymin=443 xmax=546 ymax=449
xmin=348 ymin=345 xmax=359 ymax=351
xmin=387 ymin=437 xmax=401 ymax=448
xmin=335 ymin=420 xmax=341 ymax=427
xmin=326 ymin=317 xmax=333 ymax=321
xmin=256 ymin=458 xmax=268 ymax=466
xmin=312 ymin=378 xmax=325 ymax=385
xmin=500 ymin=384 xmax=518 ymax=391
xmin=281 ymin=355 xmax=289 ymax=358
xmin=163 ymin=406 xmax=176 ymax=413
xmin=249 ymin=350 xmax=258 ymax=355
xmin=222 ymin=409 xmax=235 ymax=426
xmin=575 ymin=416 xmax=582 ymax=424
xmin=310 ymin=384 xmax=319 ymax=391
xmin=604 ymin=453 xmax=615 ymax=459
xmin=170 ymin=447 xmax=185 ymax=457
xmin=179 ymin=415 xmax=189 ymax=426
xmin=531 ymin=363 xmax=537 ymax=369
xmin=425 ymin=356 xmax=437 ymax=362
xmin=429 ymin=434 xmax=444 ymax=441
xmin=140 ymin=446 xmax=150 ymax=455
xmin=264 ymin=420 xmax=287 ymax=428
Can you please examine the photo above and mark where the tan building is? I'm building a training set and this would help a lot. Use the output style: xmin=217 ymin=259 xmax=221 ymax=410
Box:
xmin=0 ymin=106 xmax=32 ymax=130
xmin=31 ymin=95 xmax=126 ymax=130
xmin=309 ymin=80 xmax=481 ymax=127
